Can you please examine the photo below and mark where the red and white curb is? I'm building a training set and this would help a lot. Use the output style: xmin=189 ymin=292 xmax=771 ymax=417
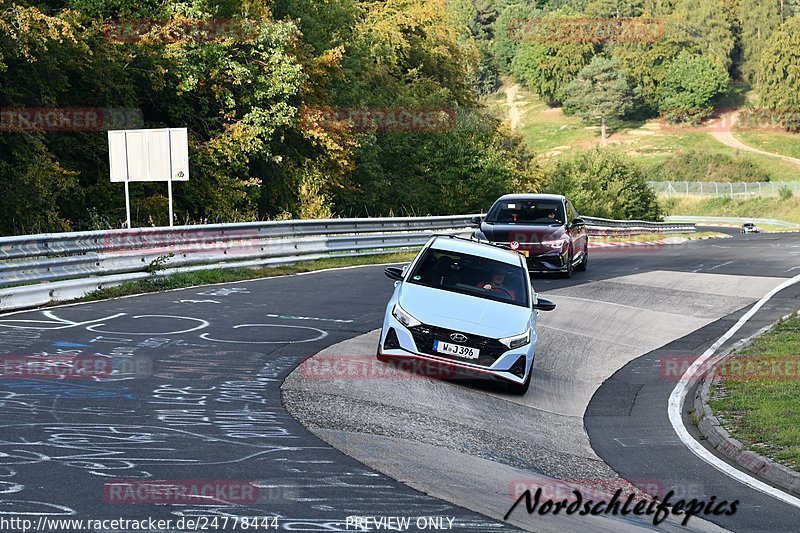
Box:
xmin=589 ymin=234 xmax=730 ymax=249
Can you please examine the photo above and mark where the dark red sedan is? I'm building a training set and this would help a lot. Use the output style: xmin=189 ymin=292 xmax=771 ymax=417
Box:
xmin=470 ymin=194 xmax=589 ymax=278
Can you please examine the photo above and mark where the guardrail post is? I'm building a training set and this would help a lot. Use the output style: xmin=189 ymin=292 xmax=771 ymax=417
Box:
xmin=715 ymin=182 xmax=719 ymax=197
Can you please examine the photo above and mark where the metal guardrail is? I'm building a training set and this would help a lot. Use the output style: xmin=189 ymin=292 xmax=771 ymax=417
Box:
xmin=0 ymin=214 xmax=694 ymax=312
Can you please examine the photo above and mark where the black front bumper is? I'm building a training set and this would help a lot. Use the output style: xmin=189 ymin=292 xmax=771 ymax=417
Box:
xmin=524 ymin=251 xmax=569 ymax=272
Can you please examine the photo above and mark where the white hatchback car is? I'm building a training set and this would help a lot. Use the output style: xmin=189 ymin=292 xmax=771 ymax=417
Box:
xmin=377 ymin=235 xmax=555 ymax=394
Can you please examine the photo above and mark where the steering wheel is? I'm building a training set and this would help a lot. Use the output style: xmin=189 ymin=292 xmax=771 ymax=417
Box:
xmin=489 ymin=286 xmax=514 ymax=299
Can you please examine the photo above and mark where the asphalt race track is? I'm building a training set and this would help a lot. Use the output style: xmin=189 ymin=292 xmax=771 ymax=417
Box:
xmin=1 ymin=228 xmax=799 ymax=532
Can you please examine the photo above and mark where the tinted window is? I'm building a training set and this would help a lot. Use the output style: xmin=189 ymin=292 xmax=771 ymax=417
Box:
xmin=407 ymin=248 xmax=529 ymax=307
xmin=485 ymin=199 xmax=565 ymax=225
xmin=566 ymin=201 xmax=579 ymax=222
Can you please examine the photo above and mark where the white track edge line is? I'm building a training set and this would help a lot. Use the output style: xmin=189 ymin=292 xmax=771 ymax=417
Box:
xmin=668 ymin=273 xmax=800 ymax=508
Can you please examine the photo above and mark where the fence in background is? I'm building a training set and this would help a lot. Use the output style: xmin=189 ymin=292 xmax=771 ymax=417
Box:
xmin=666 ymin=215 xmax=800 ymax=229
xmin=0 ymin=215 xmax=694 ymax=311
xmin=648 ymin=181 xmax=800 ymax=198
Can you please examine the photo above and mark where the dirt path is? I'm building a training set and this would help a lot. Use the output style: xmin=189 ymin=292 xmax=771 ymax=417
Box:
xmin=505 ymin=83 xmax=522 ymax=130
xmin=711 ymin=111 xmax=800 ymax=166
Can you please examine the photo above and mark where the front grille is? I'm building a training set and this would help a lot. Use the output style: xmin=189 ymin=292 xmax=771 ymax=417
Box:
xmin=408 ymin=324 xmax=508 ymax=367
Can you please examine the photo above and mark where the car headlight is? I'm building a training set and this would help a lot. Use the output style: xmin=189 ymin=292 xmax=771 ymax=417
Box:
xmin=542 ymin=239 xmax=567 ymax=249
xmin=499 ymin=331 xmax=530 ymax=349
xmin=392 ymin=304 xmax=421 ymax=328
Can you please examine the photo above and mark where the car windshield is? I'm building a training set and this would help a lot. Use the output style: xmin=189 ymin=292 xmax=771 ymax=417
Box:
xmin=407 ymin=248 xmax=529 ymax=307
xmin=485 ymin=199 xmax=565 ymax=225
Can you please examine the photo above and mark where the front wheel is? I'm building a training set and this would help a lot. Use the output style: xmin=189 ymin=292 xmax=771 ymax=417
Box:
xmin=575 ymin=249 xmax=588 ymax=271
xmin=560 ymin=250 xmax=574 ymax=279
xmin=376 ymin=333 xmax=389 ymax=361
xmin=507 ymin=371 xmax=531 ymax=395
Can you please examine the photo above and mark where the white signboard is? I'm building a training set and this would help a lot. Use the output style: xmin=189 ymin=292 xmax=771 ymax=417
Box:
xmin=108 ymin=128 xmax=189 ymax=182
xmin=108 ymin=128 xmax=189 ymax=228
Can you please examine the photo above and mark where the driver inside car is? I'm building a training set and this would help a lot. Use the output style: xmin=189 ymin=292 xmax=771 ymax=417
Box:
xmin=477 ymin=266 xmax=516 ymax=301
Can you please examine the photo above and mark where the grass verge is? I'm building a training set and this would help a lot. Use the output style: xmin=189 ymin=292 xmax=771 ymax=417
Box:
xmin=709 ymin=314 xmax=800 ymax=471
xmin=78 ymin=252 xmax=417 ymax=303
xmin=734 ymin=131 xmax=800 ymax=160
xmin=663 ymin=196 xmax=800 ymax=224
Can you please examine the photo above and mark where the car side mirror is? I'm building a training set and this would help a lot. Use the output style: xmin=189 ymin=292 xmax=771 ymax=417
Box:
xmin=469 ymin=215 xmax=482 ymax=227
xmin=570 ymin=218 xmax=585 ymax=228
xmin=533 ymin=298 xmax=556 ymax=311
xmin=384 ymin=266 xmax=404 ymax=281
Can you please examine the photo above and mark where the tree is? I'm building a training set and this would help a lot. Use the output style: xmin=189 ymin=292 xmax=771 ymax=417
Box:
xmin=738 ymin=0 xmax=782 ymax=83
xmin=336 ymin=112 xmax=544 ymax=216
xmin=562 ymin=56 xmax=637 ymax=143
xmin=585 ymin=0 xmax=644 ymax=17
xmin=756 ymin=16 xmax=800 ymax=132
xmin=610 ymin=39 xmax=687 ymax=111
xmin=494 ymin=3 xmax=541 ymax=74
xmin=546 ymin=148 xmax=662 ymax=221
xmin=658 ymin=51 xmax=729 ymax=123
xmin=671 ymin=0 xmax=736 ymax=71
xmin=510 ymin=12 xmax=597 ymax=105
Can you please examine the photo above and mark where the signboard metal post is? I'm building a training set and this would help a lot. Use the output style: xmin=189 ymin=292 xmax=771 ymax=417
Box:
xmin=167 ymin=129 xmax=173 ymax=227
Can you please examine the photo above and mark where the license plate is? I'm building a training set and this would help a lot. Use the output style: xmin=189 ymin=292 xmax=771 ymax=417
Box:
xmin=433 ymin=340 xmax=479 ymax=360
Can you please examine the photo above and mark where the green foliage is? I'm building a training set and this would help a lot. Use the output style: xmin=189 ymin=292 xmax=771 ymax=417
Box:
xmin=494 ymin=2 xmax=539 ymax=74
xmin=652 ymin=150 xmax=772 ymax=182
xmin=146 ymin=254 xmax=174 ymax=274
xmin=610 ymin=39 xmax=686 ymax=111
xmin=510 ymin=16 xmax=596 ymax=105
xmin=337 ymin=112 xmax=544 ymax=216
xmin=756 ymin=16 xmax=800 ymax=132
xmin=0 ymin=0 xmax=544 ymax=235
xmin=585 ymin=0 xmax=644 ymax=17
xmin=546 ymin=148 xmax=663 ymax=220
xmin=658 ymin=52 xmax=730 ymax=123
xmin=562 ymin=56 xmax=637 ymax=126
xmin=670 ymin=0 xmax=736 ymax=70
xmin=780 ymin=186 xmax=794 ymax=201
xmin=738 ymin=0 xmax=781 ymax=83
